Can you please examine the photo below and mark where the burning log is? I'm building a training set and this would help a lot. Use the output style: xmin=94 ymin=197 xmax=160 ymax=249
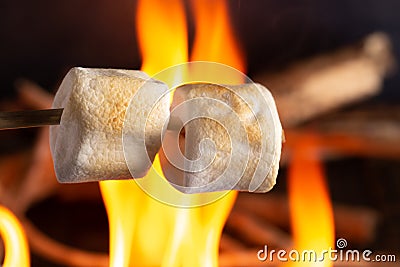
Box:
xmin=283 ymin=105 xmax=400 ymax=159
xmin=226 ymin=208 xmax=292 ymax=249
xmin=235 ymin=193 xmax=380 ymax=246
xmin=219 ymin=233 xmax=246 ymax=252
xmin=9 ymin=81 xmax=60 ymax=215
xmin=0 ymin=80 xmax=94 ymax=267
xmin=0 ymin=80 xmax=59 ymax=216
xmin=309 ymin=105 xmax=400 ymax=146
xmin=255 ymin=32 xmax=396 ymax=127
xmin=285 ymin=130 xmax=400 ymax=160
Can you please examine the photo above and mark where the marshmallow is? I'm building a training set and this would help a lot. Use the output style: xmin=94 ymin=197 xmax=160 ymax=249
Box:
xmin=50 ymin=67 xmax=170 ymax=183
xmin=163 ymin=83 xmax=283 ymax=193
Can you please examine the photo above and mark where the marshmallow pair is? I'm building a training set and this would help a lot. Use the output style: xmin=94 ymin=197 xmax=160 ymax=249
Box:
xmin=50 ymin=67 xmax=283 ymax=193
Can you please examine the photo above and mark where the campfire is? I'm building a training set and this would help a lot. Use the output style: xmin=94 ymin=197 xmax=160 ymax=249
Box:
xmin=0 ymin=1 xmax=399 ymax=267
xmin=100 ymin=1 xmax=247 ymax=266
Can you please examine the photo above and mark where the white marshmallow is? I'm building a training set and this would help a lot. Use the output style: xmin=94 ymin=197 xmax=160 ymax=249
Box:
xmin=50 ymin=67 xmax=170 ymax=183
xmin=163 ymin=83 xmax=283 ymax=193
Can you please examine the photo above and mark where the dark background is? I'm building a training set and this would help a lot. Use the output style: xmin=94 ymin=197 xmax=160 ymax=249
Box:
xmin=0 ymin=0 xmax=399 ymax=101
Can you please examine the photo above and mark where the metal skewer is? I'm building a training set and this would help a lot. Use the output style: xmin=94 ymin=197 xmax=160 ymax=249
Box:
xmin=0 ymin=109 xmax=63 ymax=130
xmin=0 ymin=108 xmax=183 ymax=131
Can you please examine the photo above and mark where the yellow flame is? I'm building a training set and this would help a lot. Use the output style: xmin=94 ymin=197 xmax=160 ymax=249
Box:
xmin=0 ymin=206 xmax=30 ymax=267
xmin=288 ymin=138 xmax=335 ymax=267
xmin=100 ymin=0 xmax=245 ymax=266
xmin=136 ymin=0 xmax=188 ymax=76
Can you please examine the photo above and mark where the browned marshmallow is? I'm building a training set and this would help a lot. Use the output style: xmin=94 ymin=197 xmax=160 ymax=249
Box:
xmin=50 ymin=67 xmax=170 ymax=183
xmin=163 ymin=83 xmax=283 ymax=193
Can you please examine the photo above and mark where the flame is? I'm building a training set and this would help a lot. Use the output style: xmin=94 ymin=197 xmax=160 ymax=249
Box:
xmin=100 ymin=0 xmax=245 ymax=266
xmin=0 ymin=206 xmax=30 ymax=267
xmin=288 ymin=138 xmax=335 ymax=267
xmin=136 ymin=0 xmax=188 ymax=75
xmin=190 ymin=0 xmax=245 ymax=74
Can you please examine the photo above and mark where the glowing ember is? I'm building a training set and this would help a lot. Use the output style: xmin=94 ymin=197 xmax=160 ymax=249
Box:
xmin=0 ymin=206 xmax=30 ymax=267
xmin=100 ymin=0 xmax=245 ymax=266
xmin=288 ymin=137 xmax=335 ymax=267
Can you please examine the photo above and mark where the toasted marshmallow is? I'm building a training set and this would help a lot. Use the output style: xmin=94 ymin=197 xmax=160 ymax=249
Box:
xmin=50 ymin=67 xmax=170 ymax=183
xmin=162 ymin=83 xmax=283 ymax=193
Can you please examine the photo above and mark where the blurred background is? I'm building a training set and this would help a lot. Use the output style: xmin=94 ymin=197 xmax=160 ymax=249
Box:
xmin=0 ymin=0 xmax=399 ymax=266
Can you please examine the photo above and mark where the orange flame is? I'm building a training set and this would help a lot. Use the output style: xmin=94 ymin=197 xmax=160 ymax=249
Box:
xmin=100 ymin=0 xmax=245 ymax=266
xmin=288 ymin=138 xmax=335 ymax=267
xmin=0 ymin=206 xmax=30 ymax=267
xmin=190 ymin=0 xmax=246 ymax=73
